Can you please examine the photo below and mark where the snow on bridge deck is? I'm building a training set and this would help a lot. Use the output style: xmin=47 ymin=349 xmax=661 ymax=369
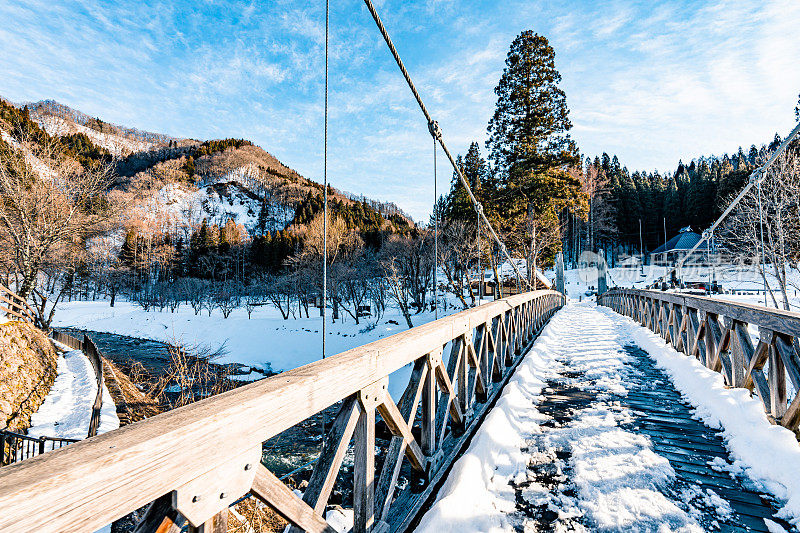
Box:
xmin=417 ymin=303 xmax=799 ymax=532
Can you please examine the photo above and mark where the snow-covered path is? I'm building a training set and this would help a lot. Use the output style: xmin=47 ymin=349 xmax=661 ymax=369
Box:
xmin=418 ymin=303 xmax=796 ymax=532
xmin=28 ymin=350 xmax=119 ymax=440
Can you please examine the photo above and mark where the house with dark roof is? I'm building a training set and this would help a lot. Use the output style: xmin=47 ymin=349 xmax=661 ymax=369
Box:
xmin=650 ymin=226 xmax=713 ymax=266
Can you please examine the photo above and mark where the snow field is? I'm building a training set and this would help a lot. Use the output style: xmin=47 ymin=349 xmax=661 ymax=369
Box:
xmin=551 ymin=263 xmax=800 ymax=310
xmin=53 ymin=298 xmax=456 ymax=388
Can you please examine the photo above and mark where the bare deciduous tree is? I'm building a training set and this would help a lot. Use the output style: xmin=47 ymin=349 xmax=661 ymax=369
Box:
xmin=185 ymin=278 xmax=209 ymax=315
xmin=292 ymin=212 xmax=363 ymax=321
xmin=335 ymin=251 xmax=378 ymax=325
xmin=0 ymin=135 xmax=113 ymax=299
xmin=720 ymin=146 xmax=800 ymax=309
xmin=439 ymin=219 xmax=478 ymax=309
xmin=383 ymin=257 xmax=414 ymax=329
xmin=380 ymin=234 xmax=434 ymax=327
xmin=264 ymin=273 xmax=295 ymax=320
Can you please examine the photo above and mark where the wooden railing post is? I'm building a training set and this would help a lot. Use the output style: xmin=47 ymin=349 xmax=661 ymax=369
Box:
xmin=421 ymin=351 xmax=438 ymax=459
xmin=730 ymin=320 xmax=754 ymax=388
xmin=768 ymin=341 xmax=787 ymax=419
xmin=476 ymin=324 xmax=489 ymax=403
xmin=354 ymin=381 xmax=384 ymax=533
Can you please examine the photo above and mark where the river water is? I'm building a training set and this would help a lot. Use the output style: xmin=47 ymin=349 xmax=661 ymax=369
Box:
xmin=54 ymin=327 xmax=331 ymax=480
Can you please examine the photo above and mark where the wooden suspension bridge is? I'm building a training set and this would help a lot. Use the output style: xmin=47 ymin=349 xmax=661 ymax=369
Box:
xmin=1 ymin=0 xmax=799 ymax=529
xmin=0 ymin=287 xmax=799 ymax=531
xmin=0 ymin=291 xmax=563 ymax=532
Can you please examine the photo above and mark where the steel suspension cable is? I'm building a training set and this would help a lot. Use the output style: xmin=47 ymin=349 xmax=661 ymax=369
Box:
xmin=361 ymin=0 xmax=535 ymax=291
xmin=322 ymin=0 xmax=329 ymax=358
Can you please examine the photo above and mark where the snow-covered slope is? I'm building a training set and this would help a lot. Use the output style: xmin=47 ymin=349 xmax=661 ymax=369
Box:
xmin=0 ymin=128 xmax=56 ymax=180
xmin=125 ymin=163 xmax=295 ymax=236
xmin=35 ymin=114 xmax=155 ymax=156
xmin=130 ymin=179 xmax=290 ymax=237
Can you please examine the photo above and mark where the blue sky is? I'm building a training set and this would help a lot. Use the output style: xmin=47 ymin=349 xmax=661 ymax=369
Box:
xmin=1 ymin=0 xmax=799 ymax=220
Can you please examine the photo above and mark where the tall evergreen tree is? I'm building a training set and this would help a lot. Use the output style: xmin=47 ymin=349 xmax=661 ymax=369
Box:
xmin=485 ymin=31 xmax=582 ymax=219
xmin=444 ymin=142 xmax=488 ymax=222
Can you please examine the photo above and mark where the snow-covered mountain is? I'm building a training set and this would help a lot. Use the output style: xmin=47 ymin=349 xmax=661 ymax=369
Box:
xmin=1 ymin=96 xmax=415 ymax=246
xmin=35 ymin=114 xmax=156 ymax=157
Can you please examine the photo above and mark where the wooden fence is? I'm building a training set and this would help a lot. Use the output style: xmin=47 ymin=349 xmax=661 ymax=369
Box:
xmin=0 ymin=284 xmax=35 ymax=324
xmin=598 ymin=289 xmax=800 ymax=432
xmin=0 ymin=290 xmax=564 ymax=533
xmin=50 ymin=330 xmax=105 ymax=438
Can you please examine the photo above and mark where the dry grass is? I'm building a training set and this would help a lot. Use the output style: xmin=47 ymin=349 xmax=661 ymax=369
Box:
xmin=123 ymin=342 xmax=234 ymax=412
xmin=227 ymin=498 xmax=287 ymax=533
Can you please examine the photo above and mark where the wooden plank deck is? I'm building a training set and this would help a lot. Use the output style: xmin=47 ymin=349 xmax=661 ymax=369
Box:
xmin=622 ymin=345 xmax=789 ymax=531
xmin=524 ymin=343 xmax=791 ymax=532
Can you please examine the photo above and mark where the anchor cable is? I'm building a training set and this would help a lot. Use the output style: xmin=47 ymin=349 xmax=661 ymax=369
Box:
xmin=361 ymin=0 xmax=535 ymax=291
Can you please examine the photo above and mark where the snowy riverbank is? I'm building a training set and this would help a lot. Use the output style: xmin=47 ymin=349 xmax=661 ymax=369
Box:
xmin=52 ymin=297 xmax=468 ymax=374
xmin=27 ymin=349 xmax=119 ymax=440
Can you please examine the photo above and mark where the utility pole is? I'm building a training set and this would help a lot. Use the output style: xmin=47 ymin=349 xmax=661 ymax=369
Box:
xmin=589 ymin=194 xmax=593 ymax=251
xmin=639 ymin=218 xmax=644 ymax=272
xmin=556 ymin=251 xmax=565 ymax=295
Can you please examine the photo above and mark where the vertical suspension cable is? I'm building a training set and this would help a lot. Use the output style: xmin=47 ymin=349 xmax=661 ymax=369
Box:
xmin=477 ymin=212 xmax=481 ymax=304
xmin=322 ymin=0 xmax=329 ymax=358
xmin=757 ymin=181 xmax=767 ymax=306
xmin=433 ymin=136 xmax=438 ymax=319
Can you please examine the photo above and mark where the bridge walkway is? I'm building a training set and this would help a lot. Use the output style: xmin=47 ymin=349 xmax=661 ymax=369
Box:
xmin=420 ymin=303 xmax=792 ymax=532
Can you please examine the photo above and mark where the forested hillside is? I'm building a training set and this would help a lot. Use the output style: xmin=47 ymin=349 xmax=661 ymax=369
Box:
xmin=587 ymin=140 xmax=781 ymax=253
xmin=0 ymin=95 xmax=420 ymax=328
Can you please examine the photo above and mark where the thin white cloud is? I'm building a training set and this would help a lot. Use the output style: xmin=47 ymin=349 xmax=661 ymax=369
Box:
xmin=1 ymin=0 xmax=798 ymax=220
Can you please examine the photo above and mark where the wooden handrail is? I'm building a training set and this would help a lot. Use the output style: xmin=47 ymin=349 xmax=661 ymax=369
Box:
xmin=599 ymin=288 xmax=800 ymax=432
xmin=0 ymin=290 xmax=564 ymax=533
